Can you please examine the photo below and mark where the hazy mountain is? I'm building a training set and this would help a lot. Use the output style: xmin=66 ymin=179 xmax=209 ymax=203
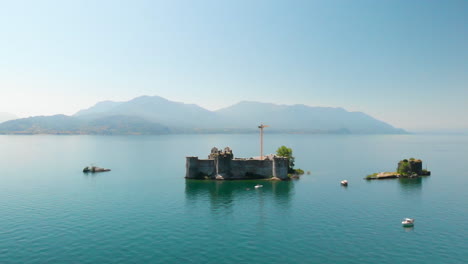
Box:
xmin=83 ymin=115 xmax=169 ymax=134
xmin=0 ymin=115 xmax=82 ymax=134
xmin=216 ymin=101 xmax=406 ymax=134
xmin=75 ymin=96 xmax=219 ymax=128
xmin=74 ymin=100 xmax=123 ymax=117
xmin=0 ymin=96 xmax=406 ymax=134
xmin=0 ymin=112 xmax=18 ymax=123
xmin=0 ymin=114 xmax=169 ymax=135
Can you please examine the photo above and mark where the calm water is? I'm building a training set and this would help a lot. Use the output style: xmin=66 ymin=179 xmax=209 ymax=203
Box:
xmin=0 ymin=134 xmax=467 ymax=263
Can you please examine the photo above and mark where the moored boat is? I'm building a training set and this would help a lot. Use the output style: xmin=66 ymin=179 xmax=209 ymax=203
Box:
xmin=341 ymin=180 xmax=348 ymax=186
xmin=402 ymin=218 xmax=415 ymax=227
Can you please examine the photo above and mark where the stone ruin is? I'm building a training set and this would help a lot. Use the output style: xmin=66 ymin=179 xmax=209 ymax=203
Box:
xmin=208 ymin=147 xmax=234 ymax=160
xmin=397 ymin=158 xmax=431 ymax=176
xmin=186 ymin=147 xmax=289 ymax=180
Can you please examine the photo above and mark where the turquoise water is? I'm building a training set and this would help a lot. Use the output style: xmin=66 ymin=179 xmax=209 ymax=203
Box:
xmin=0 ymin=134 xmax=467 ymax=263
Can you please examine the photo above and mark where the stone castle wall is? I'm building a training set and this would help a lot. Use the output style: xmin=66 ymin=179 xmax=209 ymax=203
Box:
xmin=186 ymin=148 xmax=289 ymax=180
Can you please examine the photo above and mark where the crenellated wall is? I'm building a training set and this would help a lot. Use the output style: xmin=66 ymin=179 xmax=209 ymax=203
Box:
xmin=186 ymin=148 xmax=289 ymax=180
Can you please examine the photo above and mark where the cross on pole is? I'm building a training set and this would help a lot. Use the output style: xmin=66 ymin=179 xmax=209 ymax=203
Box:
xmin=258 ymin=124 xmax=269 ymax=160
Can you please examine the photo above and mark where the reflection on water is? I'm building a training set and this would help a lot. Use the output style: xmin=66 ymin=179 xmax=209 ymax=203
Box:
xmin=398 ymin=177 xmax=423 ymax=189
xmin=366 ymin=176 xmax=428 ymax=196
xmin=398 ymin=177 xmax=424 ymax=196
xmin=398 ymin=176 xmax=433 ymax=197
xmin=83 ymin=172 xmax=98 ymax=178
xmin=403 ymin=226 xmax=415 ymax=232
xmin=184 ymin=180 xmax=294 ymax=212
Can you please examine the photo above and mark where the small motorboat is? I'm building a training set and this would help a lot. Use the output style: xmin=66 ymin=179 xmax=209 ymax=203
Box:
xmin=402 ymin=218 xmax=415 ymax=227
xmin=254 ymin=184 xmax=263 ymax=189
xmin=341 ymin=180 xmax=348 ymax=186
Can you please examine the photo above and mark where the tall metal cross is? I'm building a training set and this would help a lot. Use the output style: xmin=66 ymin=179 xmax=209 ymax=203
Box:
xmin=258 ymin=123 xmax=269 ymax=160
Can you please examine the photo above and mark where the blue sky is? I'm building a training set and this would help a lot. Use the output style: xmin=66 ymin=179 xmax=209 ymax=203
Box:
xmin=0 ymin=0 xmax=466 ymax=131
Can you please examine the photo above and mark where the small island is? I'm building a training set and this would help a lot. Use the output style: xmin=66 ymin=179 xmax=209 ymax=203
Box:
xmin=186 ymin=147 xmax=290 ymax=180
xmin=186 ymin=124 xmax=304 ymax=181
xmin=185 ymin=145 xmax=304 ymax=181
xmin=366 ymin=158 xmax=430 ymax=180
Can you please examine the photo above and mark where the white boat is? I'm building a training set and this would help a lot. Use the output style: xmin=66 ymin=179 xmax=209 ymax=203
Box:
xmin=254 ymin=184 xmax=263 ymax=189
xmin=402 ymin=218 xmax=415 ymax=227
xmin=341 ymin=180 xmax=348 ymax=186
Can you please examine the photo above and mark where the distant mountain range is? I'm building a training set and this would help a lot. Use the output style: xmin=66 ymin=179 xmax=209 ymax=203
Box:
xmin=75 ymin=96 xmax=218 ymax=129
xmin=0 ymin=112 xmax=18 ymax=123
xmin=0 ymin=114 xmax=169 ymax=135
xmin=0 ymin=96 xmax=406 ymax=135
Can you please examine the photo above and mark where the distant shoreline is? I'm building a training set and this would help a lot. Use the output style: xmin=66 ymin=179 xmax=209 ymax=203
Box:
xmin=0 ymin=129 xmax=411 ymax=136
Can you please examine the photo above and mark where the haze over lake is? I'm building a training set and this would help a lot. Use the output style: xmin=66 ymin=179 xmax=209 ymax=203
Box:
xmin=0 ymin=1 xmax=466 ymax=263
xmin=0 ymin=134 xmax=466 ymax=263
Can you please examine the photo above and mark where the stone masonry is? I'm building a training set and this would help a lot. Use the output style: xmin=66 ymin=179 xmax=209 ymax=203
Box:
xmin=186 ymin=147 xmax=289 ymax=180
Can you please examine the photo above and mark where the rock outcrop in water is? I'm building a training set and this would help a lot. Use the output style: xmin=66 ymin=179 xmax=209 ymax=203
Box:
xmin=83 ymin=166 xmax=111 ymax=173
xmin=366 ymin=158 xmax=430 ymax=179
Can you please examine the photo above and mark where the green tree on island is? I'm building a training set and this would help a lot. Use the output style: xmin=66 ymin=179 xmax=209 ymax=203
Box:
xmin=276 ymin=145 xmax=295 ymax=173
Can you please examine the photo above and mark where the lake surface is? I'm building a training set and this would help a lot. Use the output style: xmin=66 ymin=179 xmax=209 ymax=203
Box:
xmin=0 ymin=134 xmax=467 ymax=263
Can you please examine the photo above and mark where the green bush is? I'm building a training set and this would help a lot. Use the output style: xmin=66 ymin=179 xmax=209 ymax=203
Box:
xmin=398 ymin=162 xmax=411 ymax=175
xmin=294 ymin=168 xmax=304 ymax=175
xmin=276 ymin=145 xmax=295 ymax=171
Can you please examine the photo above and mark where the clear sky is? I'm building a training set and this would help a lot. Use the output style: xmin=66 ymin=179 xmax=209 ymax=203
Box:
xmin=0 ymin=0 xmax=466 ymax=131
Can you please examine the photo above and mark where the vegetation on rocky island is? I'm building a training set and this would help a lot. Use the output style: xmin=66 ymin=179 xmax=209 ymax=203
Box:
xmin=276 ymin=146 xmax=294 ymax=170
xmin=397 ymin=158 xmax=424 ymax=176
xmin=275 ymin=146 xmax=304 ymax=178
xmin=397 ymin=160 xmax=411 ymax=176
xmin=366 ymin=157 xmax=430 ymax=179
xmin=366 ymin=173 xmax=379 ymax=179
